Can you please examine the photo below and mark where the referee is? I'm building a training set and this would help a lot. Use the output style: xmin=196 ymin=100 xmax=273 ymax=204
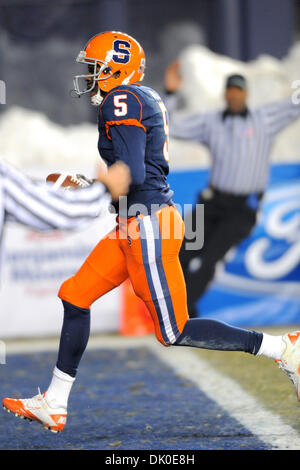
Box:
xmin=165 ymin=62 xmax=300 ymax=318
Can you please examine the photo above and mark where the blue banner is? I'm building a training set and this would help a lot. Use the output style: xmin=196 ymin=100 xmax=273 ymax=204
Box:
xmin=169 ymin=163 xmax=300 ymax=327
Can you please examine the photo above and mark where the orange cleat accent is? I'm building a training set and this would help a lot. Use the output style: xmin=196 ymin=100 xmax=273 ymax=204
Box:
xmin=288 ymin=332 xmax=300 ymax=346
xmin=2 ymin=389 xmax=67 ymax=433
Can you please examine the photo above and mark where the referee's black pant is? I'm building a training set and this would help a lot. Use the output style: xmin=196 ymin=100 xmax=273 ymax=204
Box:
xmin=179 ymin=187 xmax=262 ymax=318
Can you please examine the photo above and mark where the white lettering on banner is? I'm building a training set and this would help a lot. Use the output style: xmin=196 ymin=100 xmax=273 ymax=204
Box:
xmin=266 ymin=200 xmax=300 ymax=242
xmin=245 ymin=196 xmax=300 ymax=280
xmin=245 ymin=238 xmax=300 ymax=280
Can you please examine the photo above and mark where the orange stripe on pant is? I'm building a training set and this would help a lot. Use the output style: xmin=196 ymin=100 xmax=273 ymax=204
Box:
xmin=58 ymin=206 xmax=189 ymax=345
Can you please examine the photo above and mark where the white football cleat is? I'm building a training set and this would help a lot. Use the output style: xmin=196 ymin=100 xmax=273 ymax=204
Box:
xmin=2 ymin=388 xmax=67 ymax=433
xmin=276 ymin=331 xmax=300 ymax=401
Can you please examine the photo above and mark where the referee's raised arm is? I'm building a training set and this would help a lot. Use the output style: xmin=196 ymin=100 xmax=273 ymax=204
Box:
xmin=164 ymin=61 xmax=211 ymax=144
xmin=260 ymin=97 xmax=300 ymax=136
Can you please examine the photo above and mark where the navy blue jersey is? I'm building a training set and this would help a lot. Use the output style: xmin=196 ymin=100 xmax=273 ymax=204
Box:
xmin=98 ymin=84 xmax=174 ymax=216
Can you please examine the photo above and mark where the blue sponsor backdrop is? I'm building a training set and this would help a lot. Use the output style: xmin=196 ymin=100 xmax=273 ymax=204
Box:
xmin=168 ymin=163 xmax=300 ymax=327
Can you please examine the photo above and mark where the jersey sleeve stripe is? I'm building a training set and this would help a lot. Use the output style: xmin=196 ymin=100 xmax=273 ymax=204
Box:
xmin=105 ymin=119 xmax=146 ymax=140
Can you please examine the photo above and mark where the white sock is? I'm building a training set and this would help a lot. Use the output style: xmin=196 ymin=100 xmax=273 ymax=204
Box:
xmin=256 ymin=333 xmax=285 ymax=360
xmin=45 ymin=366 xmax=75 ymax=409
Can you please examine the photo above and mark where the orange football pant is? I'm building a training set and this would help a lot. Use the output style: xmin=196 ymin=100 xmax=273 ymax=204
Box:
xmin=58 ymin=205 xmax=189 ymax=345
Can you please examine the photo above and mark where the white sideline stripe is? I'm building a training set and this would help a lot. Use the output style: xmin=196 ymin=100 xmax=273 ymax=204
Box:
xmin=149 ymin=343 xmax=300 ymax=451
xmin=4 ymin=335 xmax=300 ymax=449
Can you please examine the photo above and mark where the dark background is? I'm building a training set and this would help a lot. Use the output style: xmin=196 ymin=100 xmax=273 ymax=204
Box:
xmin=0 ymin=0 xmax=299 ymax=125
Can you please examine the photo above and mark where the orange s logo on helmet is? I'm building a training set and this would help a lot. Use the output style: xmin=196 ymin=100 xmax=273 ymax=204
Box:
xmin=73 ymin=31 xmax=146 ymax=96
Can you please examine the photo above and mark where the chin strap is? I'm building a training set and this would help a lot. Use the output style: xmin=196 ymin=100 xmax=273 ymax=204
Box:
xmin=91 ymin=88 xmax=103 ymax=106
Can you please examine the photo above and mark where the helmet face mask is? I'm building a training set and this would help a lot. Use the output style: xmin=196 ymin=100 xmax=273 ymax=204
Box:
xmin=73 ymin=51 xmax=115 ymax=97
xmin=73 ymin=31 xmax=146 ymax=100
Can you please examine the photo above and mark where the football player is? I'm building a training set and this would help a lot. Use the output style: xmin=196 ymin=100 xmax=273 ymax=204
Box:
xmin=3 ymin=31 xmax=300 ymax=433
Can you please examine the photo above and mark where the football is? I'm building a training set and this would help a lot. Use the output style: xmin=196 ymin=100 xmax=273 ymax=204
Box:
xmin=46 ymin=173 xmax=92 ymax=191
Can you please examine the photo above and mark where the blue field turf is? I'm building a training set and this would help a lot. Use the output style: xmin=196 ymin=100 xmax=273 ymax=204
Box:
xmin=0 ymin=347 xmax=270 ymax=450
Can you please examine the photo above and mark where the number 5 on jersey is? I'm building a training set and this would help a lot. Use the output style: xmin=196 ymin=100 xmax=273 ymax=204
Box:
xmin=114 ymin=94 xmax=128 ymax=116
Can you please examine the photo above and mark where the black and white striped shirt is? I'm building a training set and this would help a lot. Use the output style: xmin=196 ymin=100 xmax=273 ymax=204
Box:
xmin=0 ymin=159 xmax=111 ymax=237
xmin=167 ymin=96 xmax=300 ymax=195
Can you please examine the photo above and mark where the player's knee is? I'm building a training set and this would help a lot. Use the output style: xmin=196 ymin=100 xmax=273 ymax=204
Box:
xmin=154 ymin=318 xmax=189 ymax=347
xmin=58 ymin=277 xmax=91 ymax=309
xmin=58 ymin=277 xmax=73 ymax=301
